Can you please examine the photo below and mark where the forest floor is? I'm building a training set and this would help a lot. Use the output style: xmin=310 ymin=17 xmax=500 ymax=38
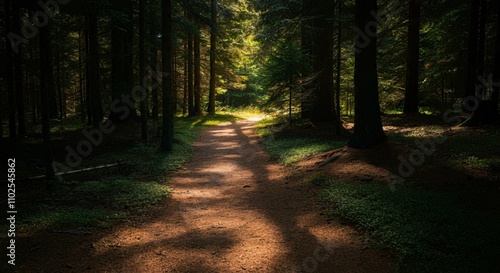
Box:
xmin=8 ymin=118 xmax=395 ymax=273
xmin=4 ymin=113 xmax=499 ymax=272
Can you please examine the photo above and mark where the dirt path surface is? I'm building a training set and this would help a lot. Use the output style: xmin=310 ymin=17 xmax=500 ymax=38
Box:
xmin=19 ymin=120 xmax=394 ymax=272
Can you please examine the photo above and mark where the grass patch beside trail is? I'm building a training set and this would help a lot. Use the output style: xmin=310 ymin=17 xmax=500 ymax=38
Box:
xmin=264 ymin=138 xmax=345 ymax=165
xmin=220 ymin=106 xmax=264 ymax=120
xmin=256 ymin=116 xmax=345 ymax=165
xmin=316 ymin=178 xmax=500 ymax=273
xmin=13 ymin=113 xmax=242 ymax=232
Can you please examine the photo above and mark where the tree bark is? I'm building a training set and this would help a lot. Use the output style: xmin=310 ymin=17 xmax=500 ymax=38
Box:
xmin=187 ymin=27 xmax=195 ymax=117
xmin=150 ymin=7 xmax=159 ymax=121
xmin=300 ymin=0 xmax=313 ymax=119
xmin=403 ymin=0 xmax=420 ymax=113
xmin=477 ymin=0 xmax=487 ymax=79
xmin=183 ymin=36 xmax=188 ymax=116
xmin=88 ymin=11 xmax=103 ymax=129
xmin=161 ymin=0 xmax=174 ymax=151
xmin=208 ymin=0 xmax=217 ymax=114
xmin=309 ymin=0 xmax=336 ymax=122
xmin=465 ymin=0 xmax=480 ymax=99
xmin=124 ymin=0 xmax=134 ymax=116
xmin=173 ymin=46 xmax=178 ymax=113
xmin=110 ymin=0 xmax=135 ymax=121
xmin=335 ymin=0 xmax=342 ymax=134
xmin=39 ymin=22 xmax=56 ymax=183
xmin=4 ymin=0 xmax=16 ymax=138
xmin=349 ymin=0 xmax=386 ymax=148
xmin=139 ymin=0 xmax=148 ymax=140
xmin=78 ymin=29 xmax=85 ymax=122
xmin=30 ymin=46 xmax=38 ymax=125
xmin=194 ymin=30 xmax=202 ymax=116
xmin=13 ymin=0 xmax=25 ymax=135
xmin=85 ymin=16 xmax=92 ymax=125
xmin=56 ymin=51 xmax=64 ymax=120
xmin=492 ymin=1 xmax=500 ymax=115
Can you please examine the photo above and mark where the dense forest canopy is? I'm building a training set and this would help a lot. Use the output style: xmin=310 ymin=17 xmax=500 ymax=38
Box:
xmin=1 ymin=0 xmax=499 ymax=173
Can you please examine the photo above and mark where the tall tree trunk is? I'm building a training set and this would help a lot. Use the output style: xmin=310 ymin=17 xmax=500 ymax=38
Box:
xmin=194 ymin=30 xmax=202 ymax=116
xmin=403 ymin=0 xmax=420 ymax=113
xmin=462 ymin=0 xmax=494 ymax=125
xmin=173 ymin=47 xmax=178 ymax=113
xmin=150 ymin=8 xmax=159 ymax=121
xmin=4 ymin=0 xmax=16 ymax=138
xmin=110 ymin=0 xmax=134 ymax=121
xmin=124 ymin=0 xmax=134 ymax=116
xmin=492 ymin=1 xmax=500 ymax=115
xmin=85 ymin=16 xmax=92 ymax=125
xmin=56 ymin=51 xmax=64 ymax=120
xmin=187 ymin=28 xmax=195 ymax=117
xmin=13 ymin=0 xmax=25 ymax=135
xmin=78 ymin=29 xmax=85 ymax=122
xmin=289 ymin=76 xmax=293 ymax=126
xmin=39 ymin=22 xmax=56 ymax=183
xmin=30 ymin=46 xmax=37 ymax=125
xmin=88 ymin=12 xmax=103 ymax=129
xmin=309 ymin=0 xmax=336 ymax=122
xmin=477 ymin=0 xmax=487 ymax=80
xmin=300 ymin=0 xmax=313 ymax=119
xmin=161 ymin=0 xmax=174 ymax=151
xmin=139 ymin=0 xmax=148 ymax=140
xmin=48 ymin=53 xmax=59 ymax=119
xmin=475 ymin=0 xmax=500 ymax=122
xmin=349 ymin=0 xmax=386 ymax=148
xmin=465 ymin=0 xmax=480 ymax=99
xmin=208 ymin=0 xmax=217 ymax=114
xmin=335 ymin=0 xmax=342 ymax=134
xmin=183 ymin=36 xmax=188 ymax=116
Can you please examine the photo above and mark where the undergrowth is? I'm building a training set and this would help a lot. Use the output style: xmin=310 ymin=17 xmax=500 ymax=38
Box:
xmin=10 ymin=114 xmax=241 ymax=232
xmin=316 ymin=178 xmax=500 ymax=273
xmin=256 ymin=115 xmax=345 ymax=165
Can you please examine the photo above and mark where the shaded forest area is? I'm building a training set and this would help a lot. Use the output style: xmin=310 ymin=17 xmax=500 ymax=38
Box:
xmin=1 ymin=0 xmax=499 ymax=158
xmin=1 ymin=0 xmax=500 ymax=272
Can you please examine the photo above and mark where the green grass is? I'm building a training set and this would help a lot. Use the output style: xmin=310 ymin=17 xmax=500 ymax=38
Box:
xmin=317 ymin=179 xmax=500 ymax=273
xmin=9 ymin=113 xmax=242 ymax=233
xmin=263 ymin=138 xmax=345 ymax=165
xmin=450 ymin=155 xmax=500 ymax=172
xmin=74 ymin=178 xmax=170 ymax=209
xmin=219 ymin=106 xmax=264 ymax=119
xmin=386 ymin=125 xmax=446 ymax=144
xmin=19 ymin=206 xmax=114 ymax=231
xmin=256 ymin=115 xmax=346 ymax=165
xmin=443 ymin=132 xmax=500 ymax=155
xmin=382 ymin=107 xmax=435 ymax=115
xmin=254 ymin=116 xmax=283 ymax=136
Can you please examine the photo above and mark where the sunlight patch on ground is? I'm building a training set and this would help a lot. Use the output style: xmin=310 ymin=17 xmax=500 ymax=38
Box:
xmin=247 ymin=115 xmax=266 ymax=122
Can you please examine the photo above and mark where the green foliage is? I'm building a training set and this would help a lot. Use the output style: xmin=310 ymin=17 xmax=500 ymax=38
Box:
xmin=257 ymin=116 xmax=345 ymax=165
xmin=19 ymin=206 xmax=113 ymax=231
xmin=75 ymin=179 xmax=170 ymax=209
xmin=451 ymin=155 xmax=500 ymax=172
xmin=261 ymin=39 xmax=310 ymax=111
xmin=7 ymin=114 xmax=242 ymax=232
xmin=318 ymin=180 xmax=500 ymax=273
xmin=264 ymin=138 xmax=344 ymax=165
xmin=443 ymin=132 xmax=500 ymax=155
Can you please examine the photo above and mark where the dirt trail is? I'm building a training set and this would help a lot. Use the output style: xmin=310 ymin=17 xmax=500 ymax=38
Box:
xmin=19 ymin=120 xmax=394 ymax=272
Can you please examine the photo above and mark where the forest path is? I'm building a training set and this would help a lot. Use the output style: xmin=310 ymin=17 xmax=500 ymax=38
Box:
xmin=63 ymin=119 xmax=393 ymax=272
